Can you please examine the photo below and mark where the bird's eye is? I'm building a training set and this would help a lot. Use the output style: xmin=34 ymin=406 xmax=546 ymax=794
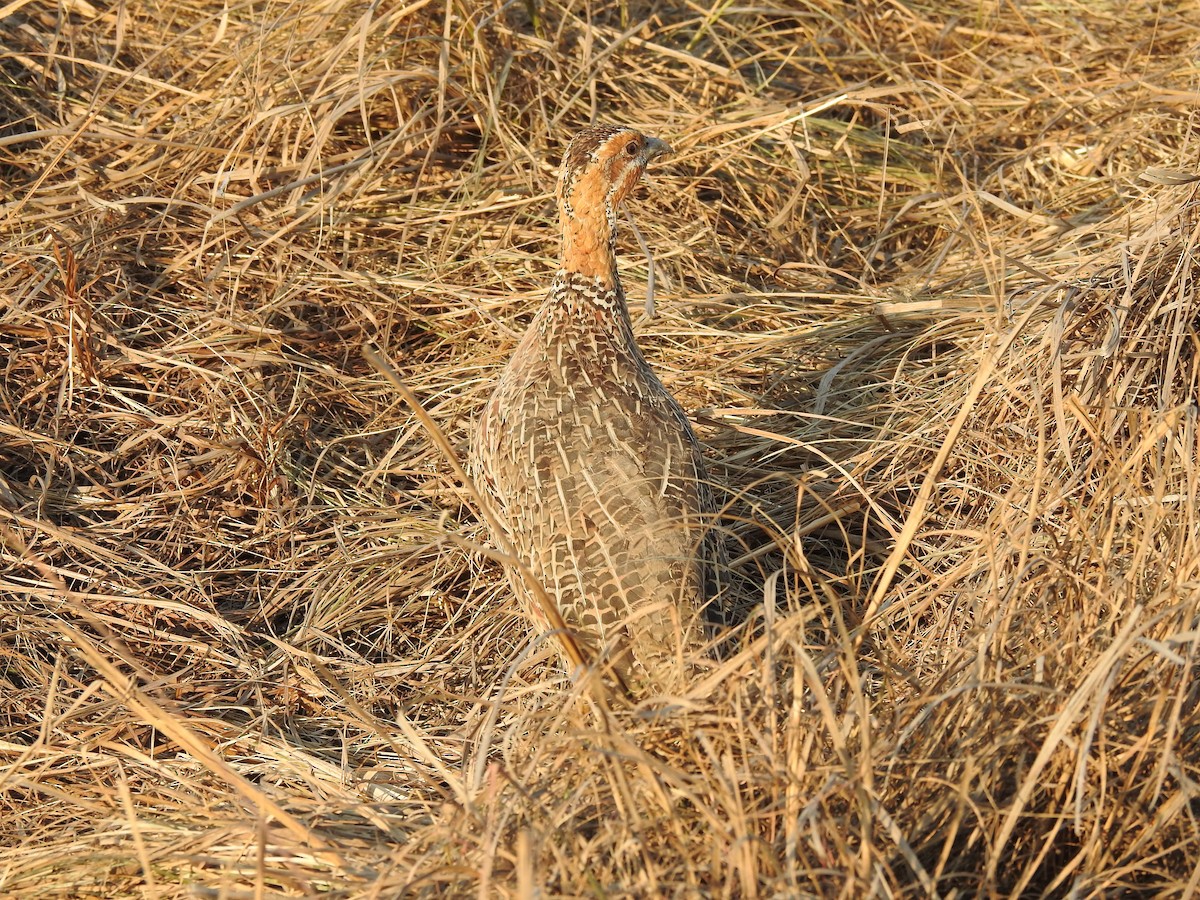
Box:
xmin=625 ymin=140 xmax=640 ymax=156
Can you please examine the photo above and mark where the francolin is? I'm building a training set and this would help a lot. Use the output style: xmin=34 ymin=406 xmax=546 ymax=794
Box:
xmin=472 ymin=125 xmax=722 ymax=695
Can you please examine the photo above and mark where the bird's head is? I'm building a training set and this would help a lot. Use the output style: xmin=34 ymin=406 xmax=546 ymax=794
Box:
xmin=559 ymin=125 xmax=672 ymax=220
xmin=557 ymin=125 xmax=672 ymax=283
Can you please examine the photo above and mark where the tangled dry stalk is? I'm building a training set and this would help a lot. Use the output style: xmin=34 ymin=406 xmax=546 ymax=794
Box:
xmin=2 ymin=0 xmax=1199 ymax=895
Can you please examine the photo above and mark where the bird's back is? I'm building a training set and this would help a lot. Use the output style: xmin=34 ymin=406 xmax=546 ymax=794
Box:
xmin=473 ymin=272 xmax=718 ymax=692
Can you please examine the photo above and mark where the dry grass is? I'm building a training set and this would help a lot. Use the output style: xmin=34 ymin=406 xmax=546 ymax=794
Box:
xmin=2 ymin=0 xmax=1199 ymax=895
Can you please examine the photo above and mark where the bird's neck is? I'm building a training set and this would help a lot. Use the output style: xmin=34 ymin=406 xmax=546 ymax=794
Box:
xmin=560 ymin=201 xmax=618 ymax=288
xmin=544 ymin=267 xmax=638 ymax=349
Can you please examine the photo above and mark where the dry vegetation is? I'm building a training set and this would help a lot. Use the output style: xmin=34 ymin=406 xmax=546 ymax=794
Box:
xmin=3 ymin=0 xmax=1200 ymax=895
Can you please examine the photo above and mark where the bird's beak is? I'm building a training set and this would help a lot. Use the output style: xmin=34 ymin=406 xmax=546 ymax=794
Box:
xmin=644 ymin=136 xmax=673 ymax=162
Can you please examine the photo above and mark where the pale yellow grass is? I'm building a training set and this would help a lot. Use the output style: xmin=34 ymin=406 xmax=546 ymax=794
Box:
xmin=1 ymin=0 xmax=1198 ymax=896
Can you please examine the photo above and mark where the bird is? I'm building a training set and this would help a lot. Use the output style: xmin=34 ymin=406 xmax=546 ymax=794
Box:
xmin=471 ymin=124 xmax=723 ymax=696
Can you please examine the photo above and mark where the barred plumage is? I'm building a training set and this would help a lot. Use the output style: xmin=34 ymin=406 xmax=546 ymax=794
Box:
xmin=471 ymin=125 xmax=722 ymax=694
